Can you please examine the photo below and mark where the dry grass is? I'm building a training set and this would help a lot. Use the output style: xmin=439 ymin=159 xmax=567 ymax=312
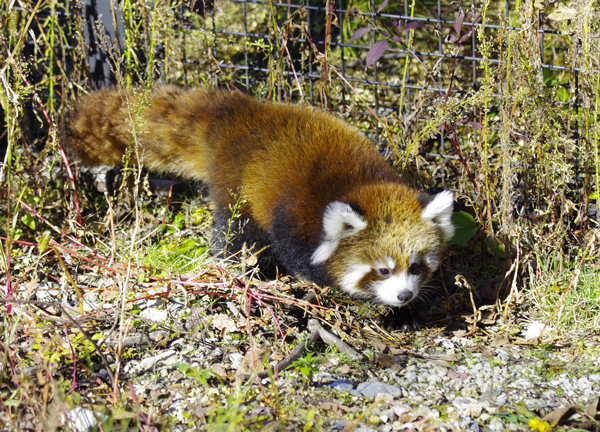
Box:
xmin=1 ymin=0 xmax=599 ymax=430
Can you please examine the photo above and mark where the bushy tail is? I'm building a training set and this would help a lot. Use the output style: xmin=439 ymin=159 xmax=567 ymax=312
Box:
xmin=63 ymin=85 xmax=250 ymax=180
xmin=64 ymin=86 xmax=143 ymax=167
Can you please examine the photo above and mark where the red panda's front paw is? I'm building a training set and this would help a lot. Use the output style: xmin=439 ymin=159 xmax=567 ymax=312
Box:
xmin=379 ymin=307 xmax=426 ymax=331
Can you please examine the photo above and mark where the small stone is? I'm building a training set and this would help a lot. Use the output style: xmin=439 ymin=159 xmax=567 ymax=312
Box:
xmin=468 ymin=422 xmax=480 ymax=431
xmin=427 ymin=374 xmax=442 ymax=384
xmin=452 ymin=397 xmax=482 ymax=417
xmin=488 ymin=417 xmax=505 ymax=431
xmin=329 ymin=379 xmax=354 ymax=391
xmin=146 ymin=299 xmax=164 ymax=308
xmin=368 ymin=415 xmax=381 ymax=425
xmin=357 ymin=381 xmax=402 ymax=398
xmin=63 ymin=407 xmax=107 ymax=432
xmin=392 ymin=405 xmax=408 ymax=418
xmin=139 ymin=307 xmax=168 ymax=323
xmin=480 ymin=388 xmax=503 ymax=399
xmin=229 ymin=353 xmax=243 ymax=369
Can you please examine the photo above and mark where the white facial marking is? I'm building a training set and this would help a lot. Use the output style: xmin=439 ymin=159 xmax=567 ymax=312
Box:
xmin=421 ymin=190 xmax=455 ymax=241
xmin=408 ymin=253 xmax=419 ymax=265
xmin=339 ymin=264 xmax=372 ymax=296
xmin=372 ymin=270 xmax=421 ymax=307
xmin=311 ymin=241 xmax=339 ymax=266
xmin=386 ymin=256 xmax=396 ymax=269
xmin=311 ymin=201 xmax=367 ymax=265
xmin=424 ymin=251 xmax=439 ymax=272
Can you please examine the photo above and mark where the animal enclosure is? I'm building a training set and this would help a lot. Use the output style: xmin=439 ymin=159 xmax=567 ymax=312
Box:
xmin=1 ymin=1 xmax=600 ymax=430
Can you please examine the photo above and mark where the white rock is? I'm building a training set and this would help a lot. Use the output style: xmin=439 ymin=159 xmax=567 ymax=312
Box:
xmin=436 ymin=337 xmax=456 ymax=350
xmin=488 ymin=417 xmax=505 ymax=431
xmin=62 ymin=407 xmax=107 ymax=432
xmin=139 ymin=307 xmax=169 ymax=322
xmin=522 ymin=321 xmax=551 ymax=340
xmin=128 ymin=349 xmax=177 ymax=375
xmin=229 ymin=353 xmax=244 ymax=369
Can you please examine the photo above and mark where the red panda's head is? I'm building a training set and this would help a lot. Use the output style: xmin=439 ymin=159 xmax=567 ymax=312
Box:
xmin=311 ymin=185 xmax=455 ymax=307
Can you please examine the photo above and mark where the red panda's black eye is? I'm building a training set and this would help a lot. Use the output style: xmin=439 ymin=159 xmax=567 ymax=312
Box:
xmin=408 ymin=263 xmax=422 ymax=275
xmin=378 ymin=268 xmax=390 ymax=276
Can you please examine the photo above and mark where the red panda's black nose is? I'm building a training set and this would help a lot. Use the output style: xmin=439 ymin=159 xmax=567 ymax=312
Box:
xmin=397 ymin=291 xmax=413 ymax=303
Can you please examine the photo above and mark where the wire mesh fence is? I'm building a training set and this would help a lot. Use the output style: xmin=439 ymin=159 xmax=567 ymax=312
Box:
xmin=5 ymin=0 xmax=600 ymax=245
xmin=163 ymin=0 xmax=598 ymax=228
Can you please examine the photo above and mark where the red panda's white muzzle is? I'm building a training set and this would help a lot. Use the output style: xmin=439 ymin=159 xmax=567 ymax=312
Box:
xmin=372 ymin=271 xmax=421 ymax=307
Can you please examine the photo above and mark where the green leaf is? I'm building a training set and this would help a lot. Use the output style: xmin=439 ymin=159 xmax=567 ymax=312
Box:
xmin=543 ymin=69 xmax=558 ymax=87
xmin=21 ymin=214 xmax=36 ymax=230
xmin=12 ymin=228 xmax=23 ymax=241
xmin=38 ymin=230 xmax=51 ymax=253
xmin=556 ymin=86 xmax=569 ymax=102
xmin=173 ymin=214 xmax=186 ymax=230
xmin=447 ymin=211 xmax=478 ymax=246
xmin=487 ymin=236 xmax=507 ymax=259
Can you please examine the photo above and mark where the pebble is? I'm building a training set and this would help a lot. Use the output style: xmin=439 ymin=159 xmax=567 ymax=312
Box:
xmin=321 ymin=343 xmax=599 ymax=430
xmin=139 ymin=307 xmax=169 ymax=322
xmin=328 ymin=379 xmax=354 ymax=391
xmin=357 ymin=381 xmax=402 ymax=398
xmin=488 ymin=417 xmax=505 ymax=431
xmin=125 ymin=349 xmax=178 ymax=375
xmin=62 ymin=407 xmax=107 ymax=432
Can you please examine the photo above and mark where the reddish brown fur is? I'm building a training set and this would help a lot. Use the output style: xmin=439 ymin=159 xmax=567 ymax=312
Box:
xmin=65 ymin=85 xmax=453 ymax=316
xmin=66 ymin=85 xmax=402 ymax=246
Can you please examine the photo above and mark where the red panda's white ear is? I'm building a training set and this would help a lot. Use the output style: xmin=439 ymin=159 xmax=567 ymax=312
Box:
xmin=421 ymin=191 xmax=455 ymax=241
xmin=311 ymin=202 xmax=367 ymax=265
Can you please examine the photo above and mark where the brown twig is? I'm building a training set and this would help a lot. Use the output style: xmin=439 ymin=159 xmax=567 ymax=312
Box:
xmin=257 ymin=318 xmax=363 ymax=379
xmin=502 ymin=241 xmax=521 ymax=321
xmin=51 ymin=246 xmax=84 ymax=313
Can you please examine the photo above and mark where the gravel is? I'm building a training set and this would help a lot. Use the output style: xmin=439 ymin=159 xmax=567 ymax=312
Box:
xmin=19 ymin=284 xmax=600 ymax=431
xmin=111 ymin=329 xmax=599 ymax=431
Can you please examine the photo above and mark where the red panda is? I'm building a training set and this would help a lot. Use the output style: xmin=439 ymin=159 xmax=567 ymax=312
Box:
xmin=65 ymin=85 xmax=454 ymax=326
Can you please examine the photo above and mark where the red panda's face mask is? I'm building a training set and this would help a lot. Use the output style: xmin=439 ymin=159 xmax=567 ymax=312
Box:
xmin=312 ymin=190 xmax=455 ymax=307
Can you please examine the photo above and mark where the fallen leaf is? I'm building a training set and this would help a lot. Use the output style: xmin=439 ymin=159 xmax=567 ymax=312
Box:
xmin=490 ymin=335 xmax=510 ymax=347
xmin=211 ymin=364 xmax=228 ymax=379
xmin=585 ymin=397 xmax=599 ymax=418
xmin=245 ymin=253 xmax=258 ymax=266
xmin=235 ymin=348 xmax=268 ymax=376
xmin=211 ymin=313 xmax=239 ymax=335
xmin=427 ymin=354 xmax=460 ymax=362
xmin=376 ymin=353 xmax=397 ymax=369
xmin=319 ymin=401 xmax=354 ymax=414
xmin=542 ymin=406 xmax=573 ymax=426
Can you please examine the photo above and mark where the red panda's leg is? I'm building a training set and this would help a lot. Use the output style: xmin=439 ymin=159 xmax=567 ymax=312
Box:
xmin=268 ymin=206 xmax=333 ymax=287
xmin=211 ymin=206 xmax=283 ymax=280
